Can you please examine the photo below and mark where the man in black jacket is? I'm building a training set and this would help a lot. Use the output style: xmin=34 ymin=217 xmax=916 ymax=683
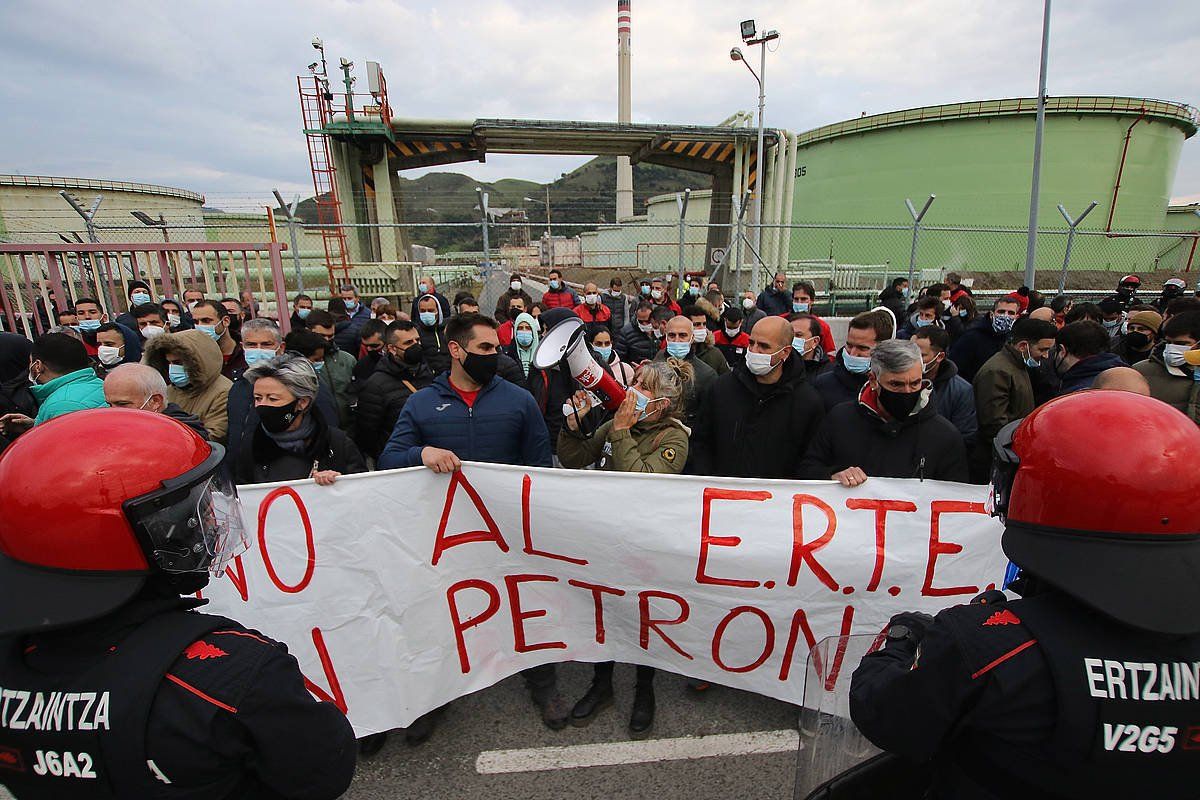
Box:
xmin=800 ymin=339 xmax=968 ymax=485
xmin=355 ymin=321 xmax=434 ymax=460
xmin=615 ymin=301 xmax=656 ymax=364
xmin=691 ymin=316 xmax=824 ymax=478
xmin=947 ymin=296 xmax=1021 ymax=382
xmin=812 ymin=311 xmax=888 ymax=411
xmin=415 ymin=294 xmax=451 ymax=374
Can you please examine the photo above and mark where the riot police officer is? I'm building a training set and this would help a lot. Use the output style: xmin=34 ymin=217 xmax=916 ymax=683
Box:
xmin=849 ymin=391 xmax=1200 ymax=798
xmin=0 ymin=409 xmax=356 ymax=798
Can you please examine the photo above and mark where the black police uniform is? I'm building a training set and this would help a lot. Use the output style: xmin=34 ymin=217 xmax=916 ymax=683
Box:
xmin=850 ymin=590 xmax=1200 ymax=799
xmin=0 ymin=592 xmax=356 ymax=799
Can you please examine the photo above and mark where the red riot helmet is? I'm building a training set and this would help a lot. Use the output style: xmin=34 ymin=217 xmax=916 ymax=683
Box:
xmin=0 ymin=408 xmax=248 ymax=636
xmin=990 ymin=391 xmax=1200 ymax=635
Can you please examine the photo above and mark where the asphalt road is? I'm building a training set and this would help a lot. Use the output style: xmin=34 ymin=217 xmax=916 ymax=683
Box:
xmin=345 ymin=661 xmax=803 ymax=800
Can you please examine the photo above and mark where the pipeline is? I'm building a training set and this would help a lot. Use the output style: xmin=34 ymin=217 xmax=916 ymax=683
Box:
xmin=1105 ymin=109 xmax=1147 ymax=232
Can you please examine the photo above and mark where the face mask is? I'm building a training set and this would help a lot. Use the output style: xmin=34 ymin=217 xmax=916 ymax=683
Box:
xmin=258 ymin=399 xmax=301 ymax=434
xmin=186 ymin=301 xmax=199 ymax=311
xmin=742 ymin=298 xmax=755 ymax=311
xmin=461 ymin=351 xmax=499 ymax=385
xmin=140 ymin=325 xmax=165 ymax=340
xmin=914 ymin=318 xmax=935 ymax=328
xmin=244 ymin=348 xmax=276 ymax=366
xmin=689 ymin=287 xmax=701 ymax=296
xmin=78 ymin=318 xmax=102 ymax=333
xmin=1163 ymin=343 xmax=1191 ymax=368
xmin=549 ymin=279 xmax=561 ymax=290
xmin=666 ymin=341 xmax=691 ymax=359
xmin=345 ymin=300 xmax=359 ymax=313
xmin=510 ymin=281 xmax=522 ymax=291
xmin=991 ymin=315 xmax=1016 ymax=334
xmin=878 ymin=386 xmax=922 ymax=419
xmin=391 ymin=344 xmax=419 ymax=366
xmin=585 ymin=293 xmax=600 ymax=305
xmin=516 ymin=330 xmax=534 ymax=348
xmin=131 ymin=291 xmax=151 ymax=306
xmin=1124 ymin=331 xmax=1151 ymax=351
xmin=638 ymin=322 xmax=653 ymax=334
xmin=746 ymin=347 xmax=784 ymax=376
xmin=593 ymin=345 xmax=613 ymax=362
xmin=651 ymin=289 xmax=664 ymax=301
xmin=1102 ymin=318 xmax=1122 ymax=332
xmin=419 ymin=282 xmax=430 ymax=294
xmin=196 ymin=323 xmax=223 ymax=342
xmin=610 ymin=288 xmax=622 ymax=296
xmin=640 ymin=285 xmax=651 ymax=296
xmin=724 ymin=327 xmax=741 ymax=339
xmin=312 ymin=360 xmax=324 ymax=372
xmin=691 ymin=328 xmax=708 ymax=343
xmin=901 ymin=287 xmax=911 ymax=298
xmin=166 ymin=312 xmax=181 ymax=327
xmin=419 ymin=311 xmax=438 ymax=327
xmin=792 ymin=336 xmax=807 ymax=353
xmin=958 ymin=309 xmax=968 ymax=318
xmin=922 ymin=355 xmax=942 ymax=375
xmin=296 ymin=307 xmax=311 ymax=320
xmin=631 ymin=389 xmax=665 ymax=421
xmin=1019 ymin=345 xmax=1042 ymax=370
xmin=508 ymin=307 xmax=524 ymax=320
xmin=793 ymin=302 xmax=810 ymax=313
xmin=168 ymin=363 xmax=190 ymax=388
xmin=842 ymin=350 xmax=871 ymax=374
xmin=97 ymin=345 xmax=123 ymax=366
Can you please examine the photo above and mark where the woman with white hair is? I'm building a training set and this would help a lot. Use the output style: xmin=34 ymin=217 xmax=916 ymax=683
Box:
xmin=234 ymin=353 xmax=367 ymax=485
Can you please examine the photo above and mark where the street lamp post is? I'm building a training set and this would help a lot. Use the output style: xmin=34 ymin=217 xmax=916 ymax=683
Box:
xmin=731 ymin=20 xmax=779 ymax=274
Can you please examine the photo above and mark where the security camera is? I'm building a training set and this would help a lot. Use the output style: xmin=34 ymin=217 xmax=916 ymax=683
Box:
xmin=311 ymin=36 xmax=323 ymax=50
xmin=307 ymin=62 xmax=319 ymax=72
xmin=339 ymin=57 xmax=352 ymax=68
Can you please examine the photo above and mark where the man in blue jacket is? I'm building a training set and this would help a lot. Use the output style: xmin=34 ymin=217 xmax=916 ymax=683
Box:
xmin=913 ymin=327 xmax=977 ymax=448
xmin=376 ymin=313 xmax=563 ymax=748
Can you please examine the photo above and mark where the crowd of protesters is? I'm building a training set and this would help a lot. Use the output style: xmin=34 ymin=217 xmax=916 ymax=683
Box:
xmin=0 ymin=267 xmax=1197 ymax=752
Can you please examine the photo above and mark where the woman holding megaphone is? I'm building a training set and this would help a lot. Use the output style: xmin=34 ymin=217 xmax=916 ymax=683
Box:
xmin=556 ymin=358 xmax=694 ymax=735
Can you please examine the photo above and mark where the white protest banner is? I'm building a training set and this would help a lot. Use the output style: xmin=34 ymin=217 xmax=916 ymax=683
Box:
xmin=203 ymin=463 xmax=1007 ymax=736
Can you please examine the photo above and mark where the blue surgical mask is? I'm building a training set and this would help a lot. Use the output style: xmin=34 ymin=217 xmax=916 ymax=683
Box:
xmin=793 ymin=302 xmax=810 ymax=313
xmin=689 ymin=286 xmax=701 ymax=296
xmin=196 ymin=323 xmax=222 ymax=342
xmin=666 ymin=341 xmax=691 ymax=359
xmin=549 ymin=279 xmax=561 ymax=290
xmin=640 ymin=285 xmax=651 ymax=296
xmin=345 ymin=300 xmax=358 ymax=313
xmin=792 ymin=337 xmax=806 ymax=352
xmin=632 ymin=388 xmax=661 ymax=421
xmin=78 ymin=319 xmax=102 ymax=333
xmin=244 ymin=348 xmax=275 ymax=366
xmin=419 ymin=311 xmax=438 ymax=327
xmin=842 ymin=350 xmax=871 ymax=374
xmin=516 ymin=330 xmax=534 ymax=348
xmin=297 ymin=307 xmax=311 ymax=320
xmin=958 ymin=309 xmax=968 ymax=318
xmin=594 ymin=345 xmax=612 ymax=362
xmin=168 ymin=363 xmax=190 ymax=387
xmin=312 ymin=360 xmax=324 ymax=372
xmin=131 ymin=291 xmax=151 ymax=306
xmin=914 ymin=318 xmax=934 ymax=328
xmin=1023 ymin=356 xmax=1041 ymax=369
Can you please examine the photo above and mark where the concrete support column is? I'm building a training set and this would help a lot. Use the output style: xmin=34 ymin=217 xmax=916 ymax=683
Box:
xmin=372 ymin=156 xmax=401 ymax=263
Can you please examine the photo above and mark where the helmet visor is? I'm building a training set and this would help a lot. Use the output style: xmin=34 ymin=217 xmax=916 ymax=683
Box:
xmin=125 ymin=448 xmax=249 ymax=574
xmin=987 ymin=419 xmax=1022 ymax=521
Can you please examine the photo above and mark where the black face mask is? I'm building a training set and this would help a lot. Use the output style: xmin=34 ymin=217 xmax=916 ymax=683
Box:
xmin=401 ymin=344 xmax=423 ymax=366
xmin=878 ymin=387 xmax=921 ymax=420
xmin=1124 ymin=331 xmax=1151 ymax=351
xmin=461 ymin=351 xmax=498 ymax=386
xmin=509 ymin=307 xmax=523 ymax=321
xmin=258 ymin=399 xmax=301 ymax=434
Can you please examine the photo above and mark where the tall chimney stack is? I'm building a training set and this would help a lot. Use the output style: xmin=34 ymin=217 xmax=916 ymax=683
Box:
xmin=616 ymin=0 xmax=634 ymax=220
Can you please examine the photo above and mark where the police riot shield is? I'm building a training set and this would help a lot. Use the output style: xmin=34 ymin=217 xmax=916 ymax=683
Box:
xmin=793 ymin=633 xmax=882 ymax=799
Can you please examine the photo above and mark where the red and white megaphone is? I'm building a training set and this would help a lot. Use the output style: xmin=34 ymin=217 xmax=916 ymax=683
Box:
xmin=532 ymin=316 xmax=627 ymax=411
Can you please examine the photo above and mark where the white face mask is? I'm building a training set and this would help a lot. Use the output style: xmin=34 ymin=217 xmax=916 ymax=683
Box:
xmin=585 ymin=293 xmax=600 ymax=305
xmin=742 ymin=298 xmax=755 ymax=311
xmin=638 ymin=322 xmax=653 ymax=334
xmin=167 ymin=313 xmax=181 ymax=327
xmin=724 ymin=327 xmax=741 ymax=338
xmin=97 ymin=345 xmax=123 ymax=366
xmin=1163 ymin=343 xmax=1192 ymax=368
xmin=691 ymin=328 xmax=708 ymax=343
xmin=745 ymin=347 xmax=786 ymax=376
xmin=610 ymin=288 xmax=622 ymax=296
xmin=510 ymin=281 xmax=522 ymax=291
xmin=651 ymin=289 xmax=664 ymax=301
xmin=140 ymin=325 xmax=165 ymax=340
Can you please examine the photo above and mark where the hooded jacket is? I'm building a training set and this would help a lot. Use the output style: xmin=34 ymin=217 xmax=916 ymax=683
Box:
xmin=948 ymin=315 xmax=1009 ymax=383
xmin=144 ymin=329 xmax=233 ymax=444
xmin=377 ymin=372 xmax=552 ymax=469
xmin=354 ymin=353 xmax=435 ymax=460
xmin=235 ymin=405 xmax=367 ymax=485
xmin=1057 ymin=351 xmax=1125 ymax=395
xmin=94 ymin=323 xmax=144 ymax=376
xmin=928 ymin=357 xmax=978 ymax=446
xmin=1134 ymin=347 xmax=1199 ymax=424
xmin=690 ymin=353 xmax=825 ymax=478
xmin=30 ymin=367 xmax=107 ymax=425
xmin=799 ymin=382 xmax=968 ymax=482
xmin=504 ymin=312 xmax=540 ymax=379
xmin=0 ymin=333 xmax=36 ymax=442
xmin=812 ymin=350 xmax=871 ymax=411
xmin=415 ymin=294 xmax=451 ymax=375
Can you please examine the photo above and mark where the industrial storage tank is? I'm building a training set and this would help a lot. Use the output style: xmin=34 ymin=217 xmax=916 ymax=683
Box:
xmin=787 ymin=96 xmax=1198 ymax=277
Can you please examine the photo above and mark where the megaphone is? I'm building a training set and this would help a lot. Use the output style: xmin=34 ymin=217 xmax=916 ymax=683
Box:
xmin=532 ymin=316 xmax=627 ymax=411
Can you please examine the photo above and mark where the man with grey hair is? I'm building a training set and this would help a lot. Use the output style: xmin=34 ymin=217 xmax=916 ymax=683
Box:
xmin=103 ymin=362 xmax=210 ymax=439
xmin=800 ymin=338 xmax=968 ymax=484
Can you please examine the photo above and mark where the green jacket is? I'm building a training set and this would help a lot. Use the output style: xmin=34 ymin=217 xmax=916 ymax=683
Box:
xmin=31 ymin=367 xmax=107 ymax=424
xmin=322 ymin=350 xmax=357 ymax=429
xmin=557 ymin=417 xmax=690 ymax=474
xmin=1134 ymin=350 xmax=1199 ymax=424
xmin=973 ymin=344 xmax=1035 ymax=445
xmin=695 ymin=342 xmax=730 ymax=376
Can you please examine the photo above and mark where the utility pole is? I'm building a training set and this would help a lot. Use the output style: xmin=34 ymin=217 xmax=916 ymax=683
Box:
xmin=273 ymin=189 xmax=306 ymax=293
xmin=1023 ymin=0 xmax=1052 ymax=290
xmin=60 ymin=191 xmax=102 ymax=243
xmin=731 ymin=20 xmax=779 ymax=269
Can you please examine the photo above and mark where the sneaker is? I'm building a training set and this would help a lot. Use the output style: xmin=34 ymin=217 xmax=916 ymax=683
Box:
xmin=570 ymin=682 xmax=614 ymax=727
xmin=629 ymin=685 xmax=655 ymax=737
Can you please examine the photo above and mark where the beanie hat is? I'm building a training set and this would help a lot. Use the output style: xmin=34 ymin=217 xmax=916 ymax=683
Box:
xmin=1127 ymin=310 xmax=1163 ymax=333
xmin=1005 ymin=287 xmax=1031 ymax=313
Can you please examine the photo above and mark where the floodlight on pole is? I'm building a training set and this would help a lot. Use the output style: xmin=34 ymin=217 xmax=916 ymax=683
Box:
xmin=740 ymin=20 xmax=756 ymax=41
xmin=730 ymin=21 xmax=779 ymax=272
xmin=131 ymin=210 xmax=170 ymax=243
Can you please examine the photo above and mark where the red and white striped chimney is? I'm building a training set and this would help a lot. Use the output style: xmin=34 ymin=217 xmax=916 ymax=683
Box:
xmin=616 ymin=0 xmax=633 ymax=220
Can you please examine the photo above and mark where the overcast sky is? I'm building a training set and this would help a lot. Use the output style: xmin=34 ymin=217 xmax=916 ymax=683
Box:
xmin=0 ymin=0 xmax=1196 ymax=210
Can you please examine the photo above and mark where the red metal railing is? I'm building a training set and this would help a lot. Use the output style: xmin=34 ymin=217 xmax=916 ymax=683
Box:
xmin=0 ymin=242 xmax=292 ymax=339
xmin=298 ymin=77 xmax=352 ymax=290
